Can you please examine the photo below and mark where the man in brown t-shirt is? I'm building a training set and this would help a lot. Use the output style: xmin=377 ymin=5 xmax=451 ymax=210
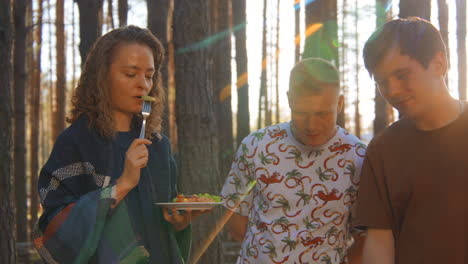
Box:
xmin=356 ymin=17 xmax=468 ymax=264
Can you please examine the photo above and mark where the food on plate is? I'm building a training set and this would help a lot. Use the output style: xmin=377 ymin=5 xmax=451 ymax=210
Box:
xmin=173 ymin=193 xmax=222 ymax=203
xmin=140 ymin=95 xmax=156 ymax=102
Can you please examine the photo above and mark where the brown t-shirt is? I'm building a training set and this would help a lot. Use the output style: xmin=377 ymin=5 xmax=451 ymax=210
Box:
xmin=356 ymin=105 xmax=468 ymax=264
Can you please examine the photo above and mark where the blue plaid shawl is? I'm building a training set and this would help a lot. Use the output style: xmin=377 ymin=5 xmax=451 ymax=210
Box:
xmin=33 ymin=115 xmax=191 ymax=264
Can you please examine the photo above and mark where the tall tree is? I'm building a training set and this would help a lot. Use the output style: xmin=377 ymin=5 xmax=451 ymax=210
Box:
xmin=13 ymin=0 xmax=29 ymax=243
xmin=173 ymin=0 xmax=224 ymax=262
xmin=233 ymin=0 xmax=250 ymax=146
xmin=46 ymin=0 xmax=53 ymax=155
xmin=303 ymin=0 xmax=338 ymax=63
xmin=303 ymin=0 xmax=343 ymax=127
xmin=373 ymin=0 xmax=392 ymax=135
xmin=166 ymin=0 xmax=177 ymax=148
xmin=211 ymin=0 xmax=233 ymax=178
xmin=0 ymin=0 xmax=16 ymax=261
xmin=27 ymin=0 xmax=33 ymax=105
xmin=98 ymin=1 xmax=104 ymax=33
xmin=258 ymin=0 xmax=268 ymax=129
xmin=118 ymin=0 xmax=128 ymax=27
xmin=339 ymin=0 xmax=348 ymax=120
xmin=399 ymin=0 xmax=430 ymax=20
xmin=275 ymin=0 xmax=280 ymax=124
xmin=266 ymin=0 xmax=274 ymax=127
xmin=24 ymin=1 xmax=33 ymax=246
xmin=294 ymin=0 xmax=300 ymax=63
xmin=75 ymin=0 xmax=103 ymax=65
xmin=26 ymin=5 xmax=34 ymax=243
xmin=72 ymin=0 xmax=77 ymax=89
xmin=438 ymin=0 xmax=449 ymax=86
xmin=457 ymin=0 xmax=467 ymax=100
xmin=354 ymin=0 xmax=361 ymax=138
xmin=26 ymin=0 xmax=33 ymax=239
xmin=53 ymin=0 xmax=66 ymax=141
xmin=107 ymin=0 xmax=115 ymax=29
xmin=147 ymin=0 xmax=171 ymax=137
xmin=339 ymin=0 xmax=349 ymax=104
xmin=30 ymin=0 xmax=43 ymax=233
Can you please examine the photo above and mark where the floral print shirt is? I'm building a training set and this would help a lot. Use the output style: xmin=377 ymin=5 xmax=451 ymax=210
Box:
xmin=221 ymin=122 xmax=366 ymax=264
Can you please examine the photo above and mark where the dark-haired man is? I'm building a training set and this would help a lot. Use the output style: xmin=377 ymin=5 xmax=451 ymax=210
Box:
xmin=356 ymin=17 xmax=467 ymax=264
xmin=221 ymin=58 xmax=366 ymax=264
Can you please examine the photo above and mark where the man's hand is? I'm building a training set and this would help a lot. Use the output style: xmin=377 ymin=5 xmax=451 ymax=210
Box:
xmin=362 ymin=228 xmax=394 ymax=264
xmin=227 ymin=212 xmax=248 ymax=241
xmin=163 ymin=208 xmax=211 ymax=231
xmin=347 ymin=232 xmax=365 ymax=264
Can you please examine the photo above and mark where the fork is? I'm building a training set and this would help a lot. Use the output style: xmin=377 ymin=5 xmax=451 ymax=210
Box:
xmin=139 ymin=101 xmax=151 ymax=139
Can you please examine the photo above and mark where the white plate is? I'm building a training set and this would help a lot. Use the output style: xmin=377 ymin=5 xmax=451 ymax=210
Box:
xmin=155 ymin=202 xmax=223 ymax=210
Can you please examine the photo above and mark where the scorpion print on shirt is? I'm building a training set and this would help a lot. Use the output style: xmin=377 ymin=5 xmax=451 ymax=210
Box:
xmin=221 ymin=122 xmax=366 ymax=264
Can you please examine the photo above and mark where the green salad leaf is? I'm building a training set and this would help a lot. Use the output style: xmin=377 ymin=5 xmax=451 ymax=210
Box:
xmin=140 ymin=95 xmax=156 ymax=102
xmin=197 ymin=193 xmax=222 ymax=202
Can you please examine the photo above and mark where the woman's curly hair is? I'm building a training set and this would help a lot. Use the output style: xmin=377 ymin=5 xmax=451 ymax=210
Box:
xmin=67 ymin=25 xmax=166 ymax=140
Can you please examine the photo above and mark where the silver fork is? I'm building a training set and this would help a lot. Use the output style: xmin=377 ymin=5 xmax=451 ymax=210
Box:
xmin=139 ymin=101 xmax=151 ymax=139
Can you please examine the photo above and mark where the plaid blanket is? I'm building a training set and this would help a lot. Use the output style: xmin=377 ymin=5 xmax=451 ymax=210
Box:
xmin=33 ymin=115 xmax=190 ymax=264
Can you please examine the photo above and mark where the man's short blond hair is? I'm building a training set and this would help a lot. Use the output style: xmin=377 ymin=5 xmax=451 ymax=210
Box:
xmin=289 ymin=58 xmax=340 ymax=96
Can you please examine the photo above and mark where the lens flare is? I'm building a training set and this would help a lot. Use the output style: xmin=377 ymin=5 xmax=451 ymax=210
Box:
xmin=219 ymin=23 xmax=322 ymax=103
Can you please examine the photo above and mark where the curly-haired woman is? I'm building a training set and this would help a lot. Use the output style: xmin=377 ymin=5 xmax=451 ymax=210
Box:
xmin=33 ymin=25 xmax=198 ymax=264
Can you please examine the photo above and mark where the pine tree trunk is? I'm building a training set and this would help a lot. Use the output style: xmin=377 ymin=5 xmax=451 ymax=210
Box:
xmin=118 ymin=0 xmax=128 ymax=27
xmin=54 ymin=0 xmax=66 ymax=141
xmin=275 ymin=0 xmax=280 ymax=124
xmin=72 ymin=1 xmax=76 ymax=89
xmin=98 ymin=2 xmax=103 ymax=33
xmin=167 ymin=0 xmax=177 ymax=150
xmin=75 ymin=0 xmax=103 ymax=65
xmin=30 ymin=0 xmax=43 ymax=233
xmin=374 ymin=0 xmax=392 ymax=134
xmin=399 ymin=0 xmax=431 ymax=20
xmin=340 ymin=0 xmax=347 ymax=122
xmin=233 ymin=0 xmax=250 ymax=146
xmin=13 ymin=0 xmax=29 ymax=243
xmin=27 ymin=0 xmax=33 ymax=115
xmin=437 ymin=0 xmax=449 ymax=72
xmin=294 ymin=0 xmax=300 ymax=63
xmin=107 ymin=0 xmax=114 ymax=29
xmin=0 ymin=0 xmax=17 ymax=261
xmin=266 ymin=2 xmax=274 ymax=127
xmin=25 ymin=0 xmax=33 ymax=242
xmin=303 ymin=0 xmax=338 ymax=63
xmin=303 ymin=0 xmax=343 ymax=127
xmin=211 ymin=0 xmax=233 ymax=178
xmin=457 ymin=0 xmax=467 ymax=100
xmin=334 ymin=2 xmax=344 ymax=128
xmin=354 ymin=0 xmax=361 ymax=138
xmin=258 ymin=0 xmax=268 ymax=129
xmin=147 ymin=0 xmax=171 ymax=137
xmin=26 ymin=0 xmax=34 ymax=238
xmin=46 ymin=0 xmax=53 ymax=155
xmin=173 ymin=0 xmax=223 ymax=262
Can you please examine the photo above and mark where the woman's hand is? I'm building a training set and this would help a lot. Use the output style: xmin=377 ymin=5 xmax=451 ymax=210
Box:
xmin=113 ymin=138 xmax=152 ymax=207
xmin=118 ymin=138 xmax=152 ymax=190
xmin=162 ymin=208 xmax=212 ymax=231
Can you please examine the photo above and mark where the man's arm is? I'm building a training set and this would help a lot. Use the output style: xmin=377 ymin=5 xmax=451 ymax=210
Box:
xmin=362 ymin=228 xmax=394 ymax=264
xmin=347 ymin=233 xmax=365 ymax=264
xmin=227 ymin=212 xmax=249 ymax=242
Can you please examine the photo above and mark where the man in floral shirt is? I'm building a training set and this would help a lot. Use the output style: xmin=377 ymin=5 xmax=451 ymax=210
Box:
xmin=221 ymin=58 xmax=366 ymax=264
